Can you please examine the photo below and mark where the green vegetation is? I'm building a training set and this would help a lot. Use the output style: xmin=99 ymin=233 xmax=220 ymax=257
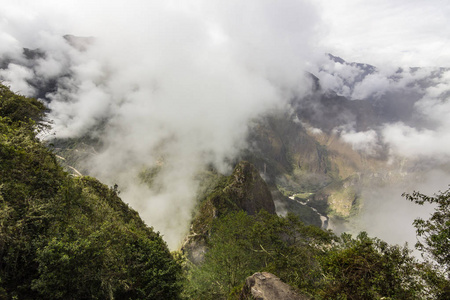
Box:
xmin=1 ymin=83 xmax=449 ymax=299
xmin=182 ymin=209 xmax=449 ymax=299
xmin=183 ymin=211 xmax=333 ymax=299
xmin=404 ymin=189 xmax=450 ymax=278
xmin=181 ymin=165 xmax=450 ymax=299
xmin=320 ymin=232 xmax=431 ymax=299
xmin=191 ymin=161 xmax=274 ymax=235
xmin=0 ymin=84 xmax=181 ymax=299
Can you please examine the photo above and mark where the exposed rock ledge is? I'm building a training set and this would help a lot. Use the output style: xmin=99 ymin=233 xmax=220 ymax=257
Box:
xmin=240 ymin=272 xmax=310 ymax=300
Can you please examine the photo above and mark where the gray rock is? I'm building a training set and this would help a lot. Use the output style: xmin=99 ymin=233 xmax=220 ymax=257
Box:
xmin=240 ymin=272 xmax=310 ymax=300
xmin=180 ymin=233 xmax=207 ymax=265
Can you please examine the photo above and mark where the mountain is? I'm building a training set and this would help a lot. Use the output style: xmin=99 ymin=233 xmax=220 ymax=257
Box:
xmin=0 ymin=84 xmax=181 ymax=299
xmin=182 ymin=161 xmax=275 ymax=264
xmin=1 ymin=41 xmax=450 ymax=299
xmin=1 ymin=40 xmax=448 ymax=238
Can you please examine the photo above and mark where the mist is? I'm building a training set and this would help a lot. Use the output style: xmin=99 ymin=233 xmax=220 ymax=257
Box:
xmin=0 ymin=0 xmax=322 ymax=248
xmin=1 ymin=0 xmax=450 ymax=249
xmin=314 ymin=54 xmax=450 ymax=250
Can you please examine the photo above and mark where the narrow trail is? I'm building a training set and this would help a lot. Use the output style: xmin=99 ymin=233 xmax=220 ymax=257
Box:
xmin=55 ymin=155 xmax=83 ymax=176
xmin=288 ymin=195 xmax=328 ymax=229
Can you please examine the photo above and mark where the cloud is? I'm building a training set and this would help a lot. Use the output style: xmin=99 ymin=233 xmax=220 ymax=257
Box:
xmin=311 ymin=54 xmax=450 ymax=249
xmin=340 ymin=129 xmax=380 ymax=155
xmin=316 ymin=0 xmax=450 ymax=68
xmin=353 ymin=171 xmax=443 ymax=252
xmin=1 ymin=0 xmax=450 ymax=249
xmin=0 ymin=63 xmax=35 ymax=95
xmin=382 ymin=123 xmax=450 ymax=159
xmin=379 ymin=69 xmax=450 ymax=160
xmin=0 ymin=0 xmax=323 ymax=248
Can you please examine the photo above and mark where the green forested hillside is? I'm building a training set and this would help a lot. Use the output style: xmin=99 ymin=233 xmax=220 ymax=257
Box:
xmin=181 ymin=159 xmax=449 ymax=299
xmin=183 ymin=209 xmax=449 ymax=299
xmin=0 ymin=84 xmax=181 ymax=299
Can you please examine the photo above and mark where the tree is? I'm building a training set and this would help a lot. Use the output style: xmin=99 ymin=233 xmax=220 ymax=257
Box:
xmin=403 ymin=188 xmax=450 ymax=275
xmin=183 ymin=211 xmax=335 ymax=299
xmin=0 ymin=84 xmax=182 ymax=299
xmin=320 ymin=232 xmax=428 ymax=299
xmin=403 ymin=188 xmax=450 ymax=299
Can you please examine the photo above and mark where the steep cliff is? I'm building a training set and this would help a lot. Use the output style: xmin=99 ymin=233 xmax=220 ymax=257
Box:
xmin=183 ymin=161 xmax=275 ymax=264
xmin=191 ymin=161 xmax=275 ymax=235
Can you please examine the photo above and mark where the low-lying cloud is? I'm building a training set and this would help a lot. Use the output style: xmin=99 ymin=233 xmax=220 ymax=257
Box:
xmin=314 ymin=54 xmax=450 ymax=249
xmin=0 ymin=0 xmax=321 ymax=248
xmin=1 ymin=0 xmax=450 ymax=250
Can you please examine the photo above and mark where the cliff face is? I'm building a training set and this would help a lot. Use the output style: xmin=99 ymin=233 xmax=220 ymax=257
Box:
xmin=244 ymin=113 xmax=363 ymax=219
xmin=226 ymin=161 xmax=276 ymax=215
xmin=191 ymin=161 xmax=275 ymax=236
xmin=183 ymin=161 xmax=275 ymax=264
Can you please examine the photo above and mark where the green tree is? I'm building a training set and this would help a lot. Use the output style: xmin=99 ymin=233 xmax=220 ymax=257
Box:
xmin=0 ymin=84 xmax=46 ymax=125
xmin=403 ymin=188 xmax=450 ymax=274
xmin=403 ymin=188 xmax=450 ymax=299
xmin=0 ymin=84 xmax=182 ymax=299
xmin=184 ymin=211 xmax=258 ymax=299
xmin=183 ymin=211 xmax=334 ymax=299
xmin=320 ymin=232 xmax=432 ymax=300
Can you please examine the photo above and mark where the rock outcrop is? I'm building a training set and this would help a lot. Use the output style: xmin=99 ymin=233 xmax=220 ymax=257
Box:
xmin=191 ymin=161 xmax=275 ymax=236
xmin=225 ymin=161 xmax=276 ymax=215
xmin=182 ymin=161 xmax=275 ymax=263
xmin=239 ymin=272 xmax=310 ymax=300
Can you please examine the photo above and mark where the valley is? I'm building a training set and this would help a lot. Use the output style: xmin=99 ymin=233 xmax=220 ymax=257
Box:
xmin=1 ymin=10 xmax=450 ymax=296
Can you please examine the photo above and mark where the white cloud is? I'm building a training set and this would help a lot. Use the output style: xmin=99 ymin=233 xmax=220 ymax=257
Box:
xmin=380 ymin=69 xmax=450 ymax=160
xmin=1 ymin=0 xmax=450 ymax=249
xmin=0 ymin=63 xmax=35 ymax=96
xmin=316 ymin=0 xmax=450 ymax=68
xmin=0 ymin=0 xmax=323 ymax=248
xmin=351 ymin=73 xmax=391 ymax=100
xmin=341 ymin=129 xmax=380 ymax=155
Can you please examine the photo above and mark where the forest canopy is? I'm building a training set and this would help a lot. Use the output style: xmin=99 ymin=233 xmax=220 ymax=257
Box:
xmin=0 ymin=84 xmax=181 ymax=299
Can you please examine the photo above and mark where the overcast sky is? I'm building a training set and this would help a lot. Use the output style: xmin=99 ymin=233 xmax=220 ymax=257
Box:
xmin=2 ymin=0 xmax=450 ymax=68
xmin=316 ymin=0 xmax=450 ymax=67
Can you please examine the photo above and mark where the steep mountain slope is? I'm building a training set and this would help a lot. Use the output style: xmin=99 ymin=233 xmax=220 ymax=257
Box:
xmin=182 ymin=161 xmax=275 ymax=264
xmin=0 ymin=84 xmax=181 ymax=299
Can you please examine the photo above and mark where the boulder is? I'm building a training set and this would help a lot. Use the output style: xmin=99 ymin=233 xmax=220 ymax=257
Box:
xmin=240 ymin=272 xmax=310 ymax=300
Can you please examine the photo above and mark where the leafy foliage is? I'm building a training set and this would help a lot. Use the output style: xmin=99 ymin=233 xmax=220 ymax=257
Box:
xmin=320 ymin=232 xmax=428 ymax=299
xmin=0 ymin=84 xmax=46 ymax=125
xmin=183 ymin=209 xmax=448 ymax=300
xmin=0 ymin=84 xmax=181 ymax=299
xmin=403 ymin=188 xmax=450 ymax=274
xmin=183 ymin=211 xmax=335 ymax=299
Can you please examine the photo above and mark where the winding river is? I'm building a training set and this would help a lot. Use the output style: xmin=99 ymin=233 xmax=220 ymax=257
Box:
xmin=288 ymin=196 xmax=329 ymax=229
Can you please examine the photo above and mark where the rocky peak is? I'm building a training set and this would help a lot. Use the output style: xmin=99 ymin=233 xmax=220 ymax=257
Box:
xmin=183 ymin=161 xmax=275 ymax=263
xmin=225 ymin=161 xmax=276 ymax=215
xmin=191 ymin=161 xmax=275 ymax=235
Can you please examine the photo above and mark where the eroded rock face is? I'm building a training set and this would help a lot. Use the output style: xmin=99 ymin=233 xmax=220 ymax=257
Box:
xmin=191 ymin=161 xmax=275 ymax=236
xmin=182 ymin=161 xmax=275 ymax=263
xmin=240 ymin=272 xmax=310 ymax=300
xmin=180 ymin=234 xmax=207 ymax=265
xmin=225 ymin=161 xmax=275 ymax=215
